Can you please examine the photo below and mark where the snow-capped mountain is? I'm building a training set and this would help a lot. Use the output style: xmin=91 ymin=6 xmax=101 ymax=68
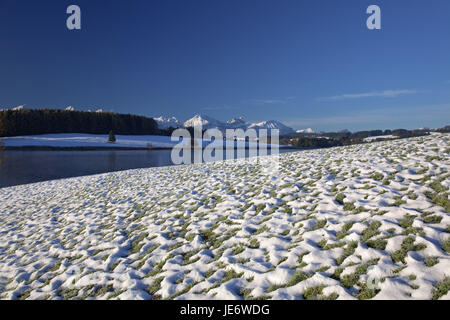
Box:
xmin=296 ymin=128 xmax=315 ymax=134
xmin=154 ymin=116 xmax=182 ymax=129
xmin=248 ymin=120 xmax=295 ymax=135
xmin=226 ymin=117 xmax=250 ymax=129
xmin=183 ymin=114 xmax=224 ymax=129
xmin=155 ymin=114 xmax=295 ymax=135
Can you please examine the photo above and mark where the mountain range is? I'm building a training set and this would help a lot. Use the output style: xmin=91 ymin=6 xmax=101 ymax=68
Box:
xmin=155 ymin=114 xmax=296 ymax=135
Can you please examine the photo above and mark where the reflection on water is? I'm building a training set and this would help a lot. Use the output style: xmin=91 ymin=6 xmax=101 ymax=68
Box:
xmin=0 ymin=148 xmax=298 ymax=188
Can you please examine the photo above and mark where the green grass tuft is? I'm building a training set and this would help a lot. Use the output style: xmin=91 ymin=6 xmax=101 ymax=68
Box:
xmin=432 ymin=277 xmax=450 ymax=300
xmin=424 ymin=256 xmax=439 ymax=267
xmin=335 ymin=193 xmax=346 ymax=205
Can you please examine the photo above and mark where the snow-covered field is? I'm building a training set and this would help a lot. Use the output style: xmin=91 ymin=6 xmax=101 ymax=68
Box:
xmin=0 ymin=134 xmax=449 ymax=300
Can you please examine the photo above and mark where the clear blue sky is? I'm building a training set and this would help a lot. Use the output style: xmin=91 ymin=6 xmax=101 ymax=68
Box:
xmin=1 ymin=0 xmax=449 ymax=131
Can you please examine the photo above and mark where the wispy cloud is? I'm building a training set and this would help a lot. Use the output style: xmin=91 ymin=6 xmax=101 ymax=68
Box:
xmin=247 ymin=97 xmax=296 ymax=105
xmin=201 ymin=105 xmax=236 ymax=111
xmin=282 ymin=103 xmax=450 ymax=129
xmin=318 ymin=89 xmax=417 ymax=101
xmin=201 ymin=97 xmax=296 ymax=111
xmin=283 ymin=114 xmax=389 ymax=127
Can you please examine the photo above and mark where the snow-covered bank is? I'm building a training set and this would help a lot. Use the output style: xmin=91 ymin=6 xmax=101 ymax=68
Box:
xmin=1 ymin=133 xmax=175 ymax=149
xmin=0 ymin=134 xmax=449 ymax=300
xmin=0 ymin=133 xmax=285 ymax=150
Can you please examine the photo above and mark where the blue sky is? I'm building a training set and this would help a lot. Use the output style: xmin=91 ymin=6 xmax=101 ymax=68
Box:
xmin=1 ymin=0 xmax=449 ymax=131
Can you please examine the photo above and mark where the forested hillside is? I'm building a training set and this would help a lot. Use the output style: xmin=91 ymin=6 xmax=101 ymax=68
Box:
xmin=0 ymin=109 xmax=163 ymax=137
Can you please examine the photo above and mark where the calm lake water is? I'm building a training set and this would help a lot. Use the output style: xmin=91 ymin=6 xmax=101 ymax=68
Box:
xmin=0 ymin=149 xmax=299 ymax=188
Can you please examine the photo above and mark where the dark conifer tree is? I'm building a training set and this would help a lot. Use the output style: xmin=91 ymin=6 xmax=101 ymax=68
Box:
xmin=108 ymin=130 xmax=116 ymax=143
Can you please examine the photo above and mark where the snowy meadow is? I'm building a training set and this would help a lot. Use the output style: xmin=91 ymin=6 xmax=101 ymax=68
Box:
xmin=0 ymin=133 xmax=449 ymax=300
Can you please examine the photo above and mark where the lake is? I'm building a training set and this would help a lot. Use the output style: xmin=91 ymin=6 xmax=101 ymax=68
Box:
xmin=0 ymin=148 xmax=299 ymax=188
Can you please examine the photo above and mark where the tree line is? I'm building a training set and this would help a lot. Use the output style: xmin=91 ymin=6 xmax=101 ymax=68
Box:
xmin=281 ymin=128 xmax=432 ymax=149
xmin=0 ymin=109 xmax=171 ymax=137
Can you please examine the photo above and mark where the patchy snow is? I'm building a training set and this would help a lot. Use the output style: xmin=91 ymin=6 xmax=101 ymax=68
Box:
xmin=0 ymin=134 xmax=449 ymax=300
